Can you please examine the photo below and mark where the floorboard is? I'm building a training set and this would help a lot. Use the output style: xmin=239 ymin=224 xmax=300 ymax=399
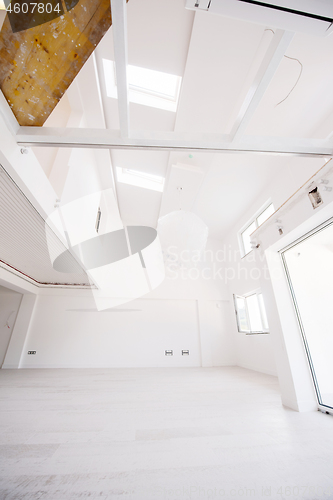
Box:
xmin=0 ymin=367 xmax=332 ymax=499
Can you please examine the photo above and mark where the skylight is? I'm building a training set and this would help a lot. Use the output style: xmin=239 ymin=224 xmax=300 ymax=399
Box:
xmin=240 ymin=202 xmax=275 ymax=256
xmin=103 ymin=59 xmax=182 ymax=112
xmin=116 ymin=167 xmax=165 ymax=192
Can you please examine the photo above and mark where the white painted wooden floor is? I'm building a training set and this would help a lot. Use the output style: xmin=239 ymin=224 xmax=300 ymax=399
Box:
xmin=0 ymin=367 xmax=333 ymax=500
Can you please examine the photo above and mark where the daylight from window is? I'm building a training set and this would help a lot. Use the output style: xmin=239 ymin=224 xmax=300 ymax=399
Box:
xmin=103 ymin=59 xmax=182 ymax=112
xmin=234 ymin=292 xmax=269 ymax=334
xmin=116 ymin=167 xmax=165 ymax=192
xmin=241 ymin=203 xmax=275 ymax=256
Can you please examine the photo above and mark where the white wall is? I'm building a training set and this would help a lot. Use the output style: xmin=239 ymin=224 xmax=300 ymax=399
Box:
xmin=0 ymin=286 xmax=22 ymax=366
xmin=246 ymin=160 xmax=333 ymax=411
xmin=0 ymin=215 xmax=235 ymax=370
xmin=197 ymin=300 xmax=235 ymax=367
xmin=21 ymin=296 xmax=199 ymax=368
xmin=0 ymin=151 xmax=325 ymax=382
xmin=221 ymin=232 xmax=279 ymax=376
xmin=146 ymin=238 xmax=231 ymax=301
xmin=12 ymin=237 xmax=235 ymax=369
xmin=19 ymin=293 xmax=234 ymax=368
xmin=222 ymin=157 xmax=324 ymax=377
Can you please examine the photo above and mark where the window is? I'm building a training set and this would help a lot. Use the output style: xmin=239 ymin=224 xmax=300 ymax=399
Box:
xmin=103 ymin=59 xmax=182 ymax=112
xmin=233 ymin=291 xmax=269 ymax=334
xmin=116 ymin=167 xmax=165 ymax=192
xmin=241 ymin=221 xmax=256 ymax=256
xmin=240 ymin=202 xmax=275 ymax=256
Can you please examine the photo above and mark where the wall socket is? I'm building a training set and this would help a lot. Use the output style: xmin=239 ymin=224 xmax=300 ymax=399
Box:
xmin=27 ymin=351 xmax=36 ymax=355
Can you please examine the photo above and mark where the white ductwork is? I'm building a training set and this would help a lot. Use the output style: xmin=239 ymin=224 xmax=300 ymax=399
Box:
xmin=185 ymin=0 xmax=333 ymax=36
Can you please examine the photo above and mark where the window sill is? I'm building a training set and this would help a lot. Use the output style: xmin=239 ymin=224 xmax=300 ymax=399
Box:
xmin=245 ymin=331 xmax=269 ymax=335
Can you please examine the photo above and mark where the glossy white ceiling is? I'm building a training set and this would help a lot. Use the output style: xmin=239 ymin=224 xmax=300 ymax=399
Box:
xmin=38 ymin=0 xmax=333 ymax=240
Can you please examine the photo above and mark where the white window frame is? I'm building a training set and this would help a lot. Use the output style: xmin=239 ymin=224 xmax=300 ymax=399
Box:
xmin=238 ymin=200 xmax=275 ymax=257
xmin=233 ymin=290 xmax=269 ymax=335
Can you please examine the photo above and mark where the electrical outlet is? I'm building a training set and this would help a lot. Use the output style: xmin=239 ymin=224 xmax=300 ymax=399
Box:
xmin=27 ymin=351 xmax=36 ymax=355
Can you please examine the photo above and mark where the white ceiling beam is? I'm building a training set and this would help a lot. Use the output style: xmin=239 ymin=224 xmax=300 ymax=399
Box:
xmin=16 ymin=127 xmax=333 ymax=157
xmin=111 ymin=0 xmax=130 ymax=137
xmin=230 ymin=30 xmax=294 ymax=143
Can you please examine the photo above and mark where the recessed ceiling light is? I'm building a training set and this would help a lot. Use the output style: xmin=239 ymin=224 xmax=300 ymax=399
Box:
xmin=103 ymin=59 xmax=182 ymax=112
xmin=116 ymin=167 xmax=165 ymax=192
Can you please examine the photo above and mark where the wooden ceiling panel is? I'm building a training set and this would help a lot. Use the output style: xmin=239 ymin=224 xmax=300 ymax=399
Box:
xmin=0 ymin=0 xmax=112 ymax=126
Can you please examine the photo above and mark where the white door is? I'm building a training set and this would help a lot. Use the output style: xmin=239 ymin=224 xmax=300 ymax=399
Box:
xmin=282 ymin=220 xmax=333 ymax=410
xmin=0 ymin=286 xmax=22 ymax=367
